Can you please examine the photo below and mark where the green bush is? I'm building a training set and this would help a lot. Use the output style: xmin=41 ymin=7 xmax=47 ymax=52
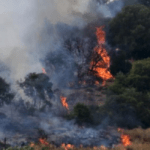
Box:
xmin=73 ymin=103 xmax=93 ymax=124
xmin=106 ymin=58 xmax=150 ymax=128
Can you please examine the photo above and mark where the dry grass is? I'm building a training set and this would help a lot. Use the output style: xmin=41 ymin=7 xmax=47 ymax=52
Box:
xmin=123 ymin=128 xmax=150 ymax=144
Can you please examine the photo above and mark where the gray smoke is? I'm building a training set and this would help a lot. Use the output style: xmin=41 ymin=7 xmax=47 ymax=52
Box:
xmin=0 ymin=0 xmax=126 ymax=147
xmin=0 ymin=0 xmax=124 ymax=82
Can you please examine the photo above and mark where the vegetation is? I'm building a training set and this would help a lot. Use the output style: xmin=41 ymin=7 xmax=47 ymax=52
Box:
xmin=18 ymin=73 xmax=54 ymax=109
xmin=73 ymin=103 xmax=93 ymax=124
xmin=138 ymin=0 xmax=150 ymax=6
xmin=110 ymin=50 xmax=132 ymax=76
xmin=2 ymin=2 xmax=150 ymax=150
xmin=0 ymin=77 xmax=14 ymax=107
xmin=107 ymin=4 xmax=150 ymax=60
xmin=66 ymin=103 xmax=93 ymax=125
xmin=105 ymin=58 xmax=150 ymax=128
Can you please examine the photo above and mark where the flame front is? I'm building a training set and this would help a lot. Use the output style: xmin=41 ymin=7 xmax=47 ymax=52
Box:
xmin=60 ymin=96 xmax=69 ymax=110
xmin=90 ymin=26 xmax=114 ymax=85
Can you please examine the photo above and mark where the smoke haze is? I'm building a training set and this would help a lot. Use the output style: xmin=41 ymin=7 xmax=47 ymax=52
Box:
xmin=0 ymin=0 xmax=128 ymax=147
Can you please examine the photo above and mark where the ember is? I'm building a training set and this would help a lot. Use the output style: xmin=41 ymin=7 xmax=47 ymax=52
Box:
xmin=90 ymin=26 xmax=114 ymax=86
xmin=42 ymin=68 xmax=47 ymax=74
xmin=61 ymin=143 xmax=74 ymax=150
xmin=39 ymin=138 xmax=49 ymax=145
xmin=60 ymin=96 xmax=69 ymax=110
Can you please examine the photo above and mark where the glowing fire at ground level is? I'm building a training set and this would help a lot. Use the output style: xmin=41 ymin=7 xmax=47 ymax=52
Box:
xmin=29 ymin=128 xmax=132 ymax=150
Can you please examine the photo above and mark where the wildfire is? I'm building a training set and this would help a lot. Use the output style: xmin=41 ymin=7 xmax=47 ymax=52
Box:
xmin=42 ymin=68 xmax=47 ymax=74
xmin=60 ymin=96 xmax=69 ymax=110
xmin=90 ymin=26 xmax=114 ymax=86
xmin=61 ymin=143 xmax=74 ymax=150
xmin=39 ymin=138 xmax=49 ymax=145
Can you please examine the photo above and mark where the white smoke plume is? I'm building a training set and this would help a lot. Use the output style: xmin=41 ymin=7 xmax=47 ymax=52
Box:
xmin=0 ymin=0 xmax=123 ymax=82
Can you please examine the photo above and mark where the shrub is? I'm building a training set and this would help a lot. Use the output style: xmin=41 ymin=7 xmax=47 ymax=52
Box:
xmin=73 ymin=103 xmax=93 ymax=124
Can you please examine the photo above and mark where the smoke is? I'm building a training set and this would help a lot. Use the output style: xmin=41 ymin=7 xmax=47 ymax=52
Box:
xmin=0 ymin=0 xmax=124 ymax=83
xmin=0 ymin=0 xmax=127 ymax=147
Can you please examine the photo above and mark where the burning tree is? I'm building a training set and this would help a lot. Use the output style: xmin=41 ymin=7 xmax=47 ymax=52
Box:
xmin=89 ymin=26 xmax=114 ymax=85
xmin=64 ymin=36 xmax=95 ymax=85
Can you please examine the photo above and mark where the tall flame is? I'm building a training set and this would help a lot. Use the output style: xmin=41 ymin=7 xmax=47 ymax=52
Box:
xmin=90 ymin=26 xmax=114 ymax=85
xmin=60 ymin=96 xmax=69 ymax=110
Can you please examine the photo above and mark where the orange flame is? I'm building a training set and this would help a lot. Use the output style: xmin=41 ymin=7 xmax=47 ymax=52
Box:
xmin=121 ymin=134 xmax=131 ymax=147
xmin=39 ymin=138 xmax=49 ymax=145
xmin=61 ymin=143 xmax=74 ymax=150
xmin=42 ymin=68 xmax=47 ymax=74
xmin=118 ymin=128 xmax=131 ymax=147
xmin=60 ymin=96 xmax=69 ymax=110
xmin=91 ymin=26 xmax=114 ymax=86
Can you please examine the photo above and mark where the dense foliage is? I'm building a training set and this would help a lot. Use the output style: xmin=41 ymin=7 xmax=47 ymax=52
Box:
xmin=138 ymin=0 xmax=150 ymax=6
xmin=66 ymin=103 xmax=93 ymax=125
xmin=110 ymin=50 xmax=132 ymax=76
xmin=106 ymin=58 xmax=150 ymax=128
xmin=107 ymin=4 xmax=150 ymax=60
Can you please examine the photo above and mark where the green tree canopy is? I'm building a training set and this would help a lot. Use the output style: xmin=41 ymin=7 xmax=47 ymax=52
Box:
xmin=107 ymin=4 xmax=150 ymax=60
xmin=138 ymin=0 xmax=150 ymax=6
xmin=73 ymin=103 xmax=92 ymax=124
xmin=107 ymin=58 xmax=150 ymax=127
xmin=110 ymin=50 xmax=132 ymax=76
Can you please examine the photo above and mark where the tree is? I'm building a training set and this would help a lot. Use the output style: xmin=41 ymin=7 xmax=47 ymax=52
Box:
xmin=19 ymin=73 xmax=54 ymax=109
xmin=0 ymin=77 xmax=14 ymax=106
xmin=110 ymin=50 xmax=132 ymax=76
xmin=138 ymin=0 xmax=150 ymax=6
xmin=107 ymin=4 xmax=150 ymax=60
xmin=107 ymin=58 xmax=150 ymax=127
